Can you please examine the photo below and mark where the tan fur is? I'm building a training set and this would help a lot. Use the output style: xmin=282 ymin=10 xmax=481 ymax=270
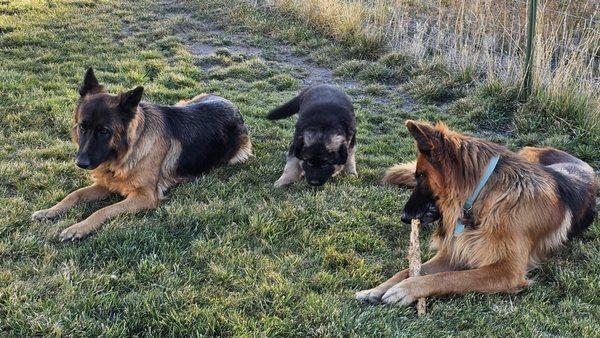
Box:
xmin=325 ymin=134 xmax=345 ymax=152
xmin=357 ymin=120 xmax=596 ymax=305
xmin=33 ymin=94 xmax=246 ymax=241
xmin=175 ymin=93 xmax=211 ymax=106
xmin=344 ymin=145 xmax=358 ymax=176
xmin=229 ymin=134 xmax=253 ymax=164
xmin=274 ymin=155 xmax=303 ymax=187
xmin=382 ymin=161 xmax=416 ymax=187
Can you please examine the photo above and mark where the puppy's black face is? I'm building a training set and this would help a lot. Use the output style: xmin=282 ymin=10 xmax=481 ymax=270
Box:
xmin=73 ymin=68 xmax=143 ymax=170
xmin=294 ymin=131 xmax=348 ymax=186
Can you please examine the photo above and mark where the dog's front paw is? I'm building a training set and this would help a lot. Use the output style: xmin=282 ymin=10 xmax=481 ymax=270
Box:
xmin=32 ymin=208 xmax=60 ymax=221
xmin=355 ymin=288 xmax=386 ymax=304
xmin=381 ymin=278 xmax=420 ymax=305
xmin=59 ymin=222 xmax=95 ymax=242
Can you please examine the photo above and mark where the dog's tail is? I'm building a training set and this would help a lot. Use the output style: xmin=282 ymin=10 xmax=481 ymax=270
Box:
xmin=382 ymin=161 xmax=416 ymax=187
xmin=267 ymin=94 xmax=301 ymax=120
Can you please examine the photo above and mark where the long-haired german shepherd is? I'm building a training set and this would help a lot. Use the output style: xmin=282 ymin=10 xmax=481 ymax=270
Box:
xmin=356 ymin=120 xmax=597 ymax=304
xmin=32 ymin=68 xmax=252 ymax=241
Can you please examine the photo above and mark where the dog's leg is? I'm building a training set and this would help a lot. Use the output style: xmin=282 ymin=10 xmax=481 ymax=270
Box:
xmin=381 ymin=261 xmax=528 ymax=305
xmin=59 ymin=190 xmax=157 ymax=241
xmin=344 ymin=146 xmax=358 ymax=176
xmin=274 ymin=155 xmax=303 ymax=187
xmin=32 ymin=184 xmax=111 ymax=221
xmin=355 ymin=254 xmax=452 ymax=303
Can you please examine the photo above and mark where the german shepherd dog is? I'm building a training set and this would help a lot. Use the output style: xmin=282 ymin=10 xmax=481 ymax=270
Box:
xmin=356 ymin=120 xmax=597 ymax=304
xmin=267 ymin=84 xmax=357 ymax=187
xmin=32 ymin=68 xmax=252 ymax=241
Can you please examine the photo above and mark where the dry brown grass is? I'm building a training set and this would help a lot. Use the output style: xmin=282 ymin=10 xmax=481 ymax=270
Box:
xmin=251 ymin=0 xmax=599 ymax=128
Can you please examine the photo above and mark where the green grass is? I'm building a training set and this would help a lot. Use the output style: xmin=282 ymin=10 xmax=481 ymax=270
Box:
xmin=0 ymin=0 xmax=599 ymax=336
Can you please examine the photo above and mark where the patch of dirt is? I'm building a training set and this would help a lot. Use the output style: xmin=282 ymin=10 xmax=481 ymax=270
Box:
xmin=155 ymin=0 xmax=414 ymax=113
xmin=158 ymin=0 xmax=357 ymax=88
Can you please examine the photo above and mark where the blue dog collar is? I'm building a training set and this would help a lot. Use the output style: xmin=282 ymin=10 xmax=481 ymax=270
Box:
xmin=454 ymin=155 xmax=500 ymax=236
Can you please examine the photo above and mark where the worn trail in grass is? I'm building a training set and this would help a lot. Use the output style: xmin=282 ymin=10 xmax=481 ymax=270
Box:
xmin=0 ymin=0 xmax=598 ymax=336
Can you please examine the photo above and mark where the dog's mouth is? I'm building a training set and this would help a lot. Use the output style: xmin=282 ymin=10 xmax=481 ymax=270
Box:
xmin=401 ymin=202 xmax=441 ymax=225
xmin=419 ymin=203 xmax=441 ymax=225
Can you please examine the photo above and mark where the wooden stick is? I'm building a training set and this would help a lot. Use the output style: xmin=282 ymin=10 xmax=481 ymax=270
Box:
xmin=409 ymin=219 xmax=426 ymax=316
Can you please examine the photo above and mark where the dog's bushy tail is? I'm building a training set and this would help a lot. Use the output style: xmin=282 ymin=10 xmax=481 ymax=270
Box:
xmin=267 ymin=94 xmax=301 ymax=120
xmin=383 ymin=161 xmax=416 ymax=187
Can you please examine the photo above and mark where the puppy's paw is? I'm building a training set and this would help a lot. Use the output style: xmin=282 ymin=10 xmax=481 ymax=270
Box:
xmin=32 ymin=208 xmax=60 ymax=221
xmin=346 ymin=170 xmax=358 ymax=177
xmin=59 ymin=222 xmax=94 ymax=242
xmin=381 ymin=279 xmax=420 ymax=305
xmin=355 ymin=288 xmax=385 ymax=304
xmin=274 ymin=179 xmax=291 ymax=188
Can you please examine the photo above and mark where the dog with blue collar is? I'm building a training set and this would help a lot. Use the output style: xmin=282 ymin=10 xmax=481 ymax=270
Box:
xmin=357 ymin=120 xmax=597 ymax=306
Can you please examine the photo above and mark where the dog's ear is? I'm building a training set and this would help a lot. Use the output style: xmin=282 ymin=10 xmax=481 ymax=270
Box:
xmin=293 ymin=134 xmax=304 ymax=159
xmin=405 ymin=120 xmax=439 ymax=154
xmin=79 ymin=67 xmax=104 ymax=96
xmin=336 ymin=143 xmax=348 ymax=164
xmin=118 ymin=86 xmax=144 ymax=113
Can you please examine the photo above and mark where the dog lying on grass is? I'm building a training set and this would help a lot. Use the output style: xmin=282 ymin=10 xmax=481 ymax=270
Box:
xmin=32 ymin=68 xmax=252 ymax=241
xmin=267 ymin=84 xmax=357 ymax=187
xmin=357 ymin=120 xmax=597 ymax=304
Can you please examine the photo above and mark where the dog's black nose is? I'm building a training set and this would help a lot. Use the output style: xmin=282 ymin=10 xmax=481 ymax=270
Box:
xmin=76 ymin=157 xmax=92 ymax=169
xmin=308 ymin=179 xmax=325 ymax=186
xmin=401 ymin=212 xmax=412 ymax=224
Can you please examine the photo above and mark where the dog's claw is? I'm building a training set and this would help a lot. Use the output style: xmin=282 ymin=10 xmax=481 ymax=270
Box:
xmin=274 ymin=179 xmax=290 ymax=188
xmin=59 ymin=223 xmax=93 ymax=242
xmin=355 ymin=288 xmax=385 ymax=304
xmin=32 ymin=209 xmax=60 ymax=221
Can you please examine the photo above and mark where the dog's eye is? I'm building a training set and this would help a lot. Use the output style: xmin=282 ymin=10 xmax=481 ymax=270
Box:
xmin=78 ymin=124 xmax=86 ymax=133
xmin=98 ymin=128 xmax=111 ymax=135
xmin=415 ymin=171 xmax=425 ymax=179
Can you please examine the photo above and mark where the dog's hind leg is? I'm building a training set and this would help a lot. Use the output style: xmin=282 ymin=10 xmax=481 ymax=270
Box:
xmin=32 ymin=184 xmax=111 ymax=221
xmin=58 ymin=189 xmax=158 ymax=241
xmin=229 ymin=134 xmax=253 ymax=164
xmin=344 ymin=146 xmax=358 ymax=176
xmin=355 ymin=254 xmax=452 ymax=304
xmin=274 ymin=155 xmax=303 ymax=187
xmin=381 ymin=261 xmax=529 ymax=305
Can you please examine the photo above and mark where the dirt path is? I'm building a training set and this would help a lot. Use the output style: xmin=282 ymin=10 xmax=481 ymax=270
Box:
xmin=158 ymin=0 xmax=359 ymax=89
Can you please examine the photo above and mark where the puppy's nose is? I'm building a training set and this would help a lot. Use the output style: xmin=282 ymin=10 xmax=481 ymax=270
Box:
xmin=76 ymin=157 xmax=91 ymax=169
xmin=308 ymin=179 xmax=324 ymax=186
xmin=401 ymin=212 xmax=412 ymax=224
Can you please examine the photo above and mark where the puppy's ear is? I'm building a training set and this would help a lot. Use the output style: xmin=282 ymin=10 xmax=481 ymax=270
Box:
xmin=336 ymin=143 xmax=348 ymax=164
xmin=118 ymin=86 xmax=144 ymax=115
xmin=293 ymin=134 xmax=304 ymax=159
xmin=405 ymin=120 xmax=439 ymax=154
xmin=79 ymin=67 xmax=104 ymax=96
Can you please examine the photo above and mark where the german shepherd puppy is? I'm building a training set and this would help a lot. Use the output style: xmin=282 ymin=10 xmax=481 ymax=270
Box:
xmin=32 ymin=68 xmax=252 ymax=241
xmin=267 ymin=85 xmax=357 ymax=187
xmin=356 ymin=120 xmax=597 ymax=304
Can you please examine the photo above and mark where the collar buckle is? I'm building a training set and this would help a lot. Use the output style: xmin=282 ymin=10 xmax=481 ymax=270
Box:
xmin=454 ymin=155 xmax=500 ymax=236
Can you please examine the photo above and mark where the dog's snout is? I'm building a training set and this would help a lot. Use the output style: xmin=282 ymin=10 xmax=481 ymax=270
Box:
xmin=401 ymin=212 xmax=412 ymax=224
xmin=76 ymin=156 xmax=92 ymax=169
xmin=309 ymin=179 xmax=324 ymax=186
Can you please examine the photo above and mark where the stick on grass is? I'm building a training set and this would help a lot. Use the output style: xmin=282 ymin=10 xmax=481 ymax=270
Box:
xmin=409 ymin=218 xmax=426 ymax=316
